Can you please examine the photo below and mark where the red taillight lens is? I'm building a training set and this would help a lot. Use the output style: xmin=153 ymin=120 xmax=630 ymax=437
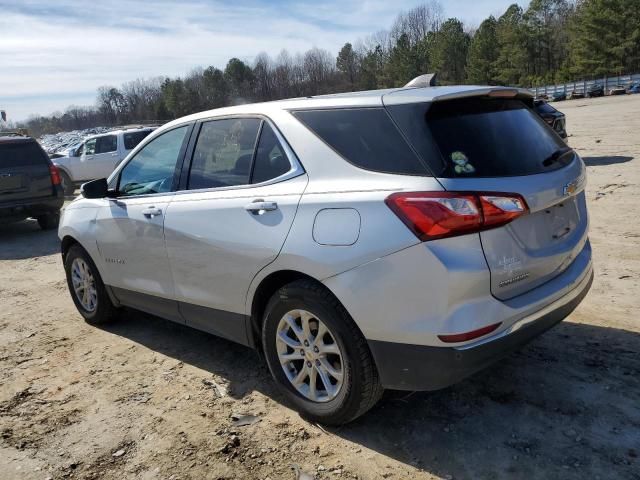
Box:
xmin=49 ymin=165 xmax=61 ymax=186
xmin=385 ymin=191 xmax=528 ymax=241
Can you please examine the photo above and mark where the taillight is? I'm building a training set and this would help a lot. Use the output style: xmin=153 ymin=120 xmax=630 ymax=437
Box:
xmin=385 ymin=191 xmax=528 ymax=241
xmin=49 ymin=165 xmax=61 ymax=186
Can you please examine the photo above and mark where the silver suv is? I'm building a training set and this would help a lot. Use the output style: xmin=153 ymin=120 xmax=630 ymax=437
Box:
xmin=59 ymin=85 xmax=593 ymax=424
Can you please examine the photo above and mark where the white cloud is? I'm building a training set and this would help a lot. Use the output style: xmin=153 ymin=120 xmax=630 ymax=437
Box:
xmin=0 ymin=0 xmax=522 ymax=121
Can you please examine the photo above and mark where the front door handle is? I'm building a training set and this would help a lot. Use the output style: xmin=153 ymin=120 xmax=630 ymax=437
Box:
xmin=244 ymin=200 xmax=278 ymax=215
xmin=142 ymin=206 xmax=163 ymax=218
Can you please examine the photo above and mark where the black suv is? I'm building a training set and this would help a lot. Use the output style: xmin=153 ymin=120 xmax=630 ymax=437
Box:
xmin=0 ymin=135 xmax=64 ymax=229
xmin=533 ymin=100 xmax=567 ymax=139
xmin=587 ymin=84 xmax=604 ymax=97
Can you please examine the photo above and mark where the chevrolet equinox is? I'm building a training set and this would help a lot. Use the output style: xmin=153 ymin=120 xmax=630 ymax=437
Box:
xmin=59 ymin=84 xmax=593 ymax=424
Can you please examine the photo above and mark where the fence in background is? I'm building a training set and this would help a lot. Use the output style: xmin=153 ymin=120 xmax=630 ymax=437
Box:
xmin=531 ymin=72 xmax=640 ymax=97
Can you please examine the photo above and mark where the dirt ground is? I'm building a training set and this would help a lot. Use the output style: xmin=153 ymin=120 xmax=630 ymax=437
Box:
xmin=1 ymin=95 xmax=639 ymax=480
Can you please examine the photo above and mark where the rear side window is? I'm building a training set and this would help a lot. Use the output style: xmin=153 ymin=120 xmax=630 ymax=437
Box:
xmin=124 ymin=130 xmax=152 ymax=150
xmin=0 ymin=141 xmax=48 ymax=167
xmin=293 ymin=108 xmax=427 ymax=175
xmin=188 ymin=118 xmax=261 ymax=190
xmin=388 ymin=98 xmax=568 ymax=178
xmin=251 ymin=123 xmax=291 ymax=184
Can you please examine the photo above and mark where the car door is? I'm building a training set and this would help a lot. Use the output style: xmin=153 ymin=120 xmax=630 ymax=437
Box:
xmin=75 ymin=138 xmax=95 ymax=180
xmin=87 ymin=134 xmax=120 ymax=179
xmin=163 ymin=117 xmax=307 ymax=343
xmin=94 ymin=124 xmax=193 ymax=320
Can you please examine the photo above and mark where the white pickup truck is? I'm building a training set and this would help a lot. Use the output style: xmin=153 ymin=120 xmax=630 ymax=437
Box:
xmin=53 ymin=127 xmax=155 ymax=195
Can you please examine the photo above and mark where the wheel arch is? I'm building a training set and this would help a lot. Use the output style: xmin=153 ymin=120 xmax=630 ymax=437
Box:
xmin=54 ymin=164 xmax=74 ymax=181
xmin=61 ymin=234 xmax=80 ymax=261
xmin=248 ymin=269 xmax=369 ymax=354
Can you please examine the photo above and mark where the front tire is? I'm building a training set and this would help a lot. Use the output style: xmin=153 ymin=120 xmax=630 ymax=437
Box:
xmin=64 ymin=244 xmax=118 ymax=325
xmin=262 ymin=280 xmax=383 ymax=425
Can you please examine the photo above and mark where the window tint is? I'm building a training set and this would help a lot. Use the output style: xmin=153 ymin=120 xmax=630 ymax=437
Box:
xmin=534 ymin=101 xmax=557 ymax=114
xmin=388 ymin=98 xmax=568 ymax=178
xmin=0 ymin=141 xmax=48 ymax=167
xmin=84 ymin=138 xmax=96 ymax=156
xmin=294 ymin=108 xmax=426 ymax=175
xmin=188 ymin=118 xmax=260 ymax=190
xmin=118 ymin=126 xmax=189 ymax=196
xmin=251 ymin=123 xmax=290 ymax=184
xmin=124 ymin=130 xmax=152 ymax=150
xmin=95 ymin=135 xmax=117 ymax=154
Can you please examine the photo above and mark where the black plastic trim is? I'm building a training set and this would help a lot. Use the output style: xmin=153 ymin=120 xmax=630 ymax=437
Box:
xmin=109 ymin=286 xmax=252 ymax=347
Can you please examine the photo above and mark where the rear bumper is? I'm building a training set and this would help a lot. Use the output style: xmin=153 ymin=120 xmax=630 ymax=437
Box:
xmin=0 ymin=188 xmax=63 ymax=221
xmin=368 ymin=266 xmax=593 ymax=391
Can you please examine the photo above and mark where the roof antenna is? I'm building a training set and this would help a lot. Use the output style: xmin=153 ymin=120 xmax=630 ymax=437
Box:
xmin=404 ymin=73 xmax=437 ymax=88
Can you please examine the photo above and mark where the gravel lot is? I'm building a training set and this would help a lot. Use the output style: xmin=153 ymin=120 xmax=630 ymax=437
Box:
xmin=1 ymin=94 xmax=639 ymax=480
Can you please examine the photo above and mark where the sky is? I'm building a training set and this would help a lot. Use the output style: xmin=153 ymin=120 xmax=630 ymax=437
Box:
xmin=0 ymin=0 xmax=524 ymax=122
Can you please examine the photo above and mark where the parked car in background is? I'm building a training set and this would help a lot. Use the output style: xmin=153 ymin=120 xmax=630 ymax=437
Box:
xmin=59 ymin=83 xmax=593 ymax=424
xmin=609 ymin=85 xmax=627 ymax=95
xmin=587 ymin=84 xmax=604 ymax=97
xmin=53 ymin=127 xmax=155 ymax=195
xmin=568 ymin=90 xmax=585 ymax=100
xmin=552 ymin=91 xmax=566 ymax=101
xmin=1 ymin=134 xmax=64 ymax=229
xmin=628 ymin=83 xmax=640 ymax=94
xmin=533 ymin=99 xmax=567 ymax=139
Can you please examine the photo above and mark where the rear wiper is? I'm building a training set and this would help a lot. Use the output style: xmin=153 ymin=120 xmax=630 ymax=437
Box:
xmin=542 ymin=147 xmax=574 ymax=167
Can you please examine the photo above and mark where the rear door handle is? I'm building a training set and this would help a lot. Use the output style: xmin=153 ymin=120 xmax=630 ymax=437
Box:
xmin=244 ymin=200 xmax=278 ymax=215
xmin=142 ymin=206 xmax=163 ymax=218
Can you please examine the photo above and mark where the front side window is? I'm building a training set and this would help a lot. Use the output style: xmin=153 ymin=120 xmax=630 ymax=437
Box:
xmin=118 ymin=126 xmax=189 ymax=196
xmin=188 ymin=118 xmax=260 ymax=190
xmin=95 ymin=135 xmax=117 ymax=154
xmin=251 ymin=123 xmax=291 ymax=184
xmin=84 ymin=138 xmax=96 ymax=156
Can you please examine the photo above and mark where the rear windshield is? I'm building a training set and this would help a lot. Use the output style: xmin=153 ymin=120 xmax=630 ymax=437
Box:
xmin=293 ymin=108 xmax=427 ymax=175
xmin=0 ymin=141 xmax=49 ymax=168
xmin=123 ymin=130 xmax=152 ymax=150
xmin=388 ymin=98 xmax=570 ymax=178
xmin=534 ymin=101 xmax=557 ymax=114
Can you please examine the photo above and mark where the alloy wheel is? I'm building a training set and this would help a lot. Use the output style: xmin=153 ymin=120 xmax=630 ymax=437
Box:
xmin=275 ymin=309 xmax=344 ymax=402
xmin=71 ymin=258 xmax=98 ymax=312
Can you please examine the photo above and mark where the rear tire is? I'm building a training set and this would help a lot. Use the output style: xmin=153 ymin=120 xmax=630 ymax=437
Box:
xmin=64 ymin=244 xmax=118 ymax=325
xmin=59 ymin=171 xmax=75 ymax=196
xmin=262 ymin=279 xmax=383 ymax=425
xmin=36 ymin=212 xmax=60 ymax=230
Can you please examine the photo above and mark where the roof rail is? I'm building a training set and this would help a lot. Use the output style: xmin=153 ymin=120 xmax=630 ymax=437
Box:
xmin=404 ymin=73 xmax=438 ymax=88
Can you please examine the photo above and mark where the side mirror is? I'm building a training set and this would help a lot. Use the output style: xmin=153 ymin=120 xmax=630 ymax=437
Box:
xmin=81 ymin=178 xmax=109 ymax=199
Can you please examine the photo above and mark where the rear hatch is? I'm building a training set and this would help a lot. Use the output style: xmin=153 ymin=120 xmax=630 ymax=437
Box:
xmin=0 ymin=139 xmax=54 ymax=204
xmin=387 ymin=93 xmax=588 ymax=300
